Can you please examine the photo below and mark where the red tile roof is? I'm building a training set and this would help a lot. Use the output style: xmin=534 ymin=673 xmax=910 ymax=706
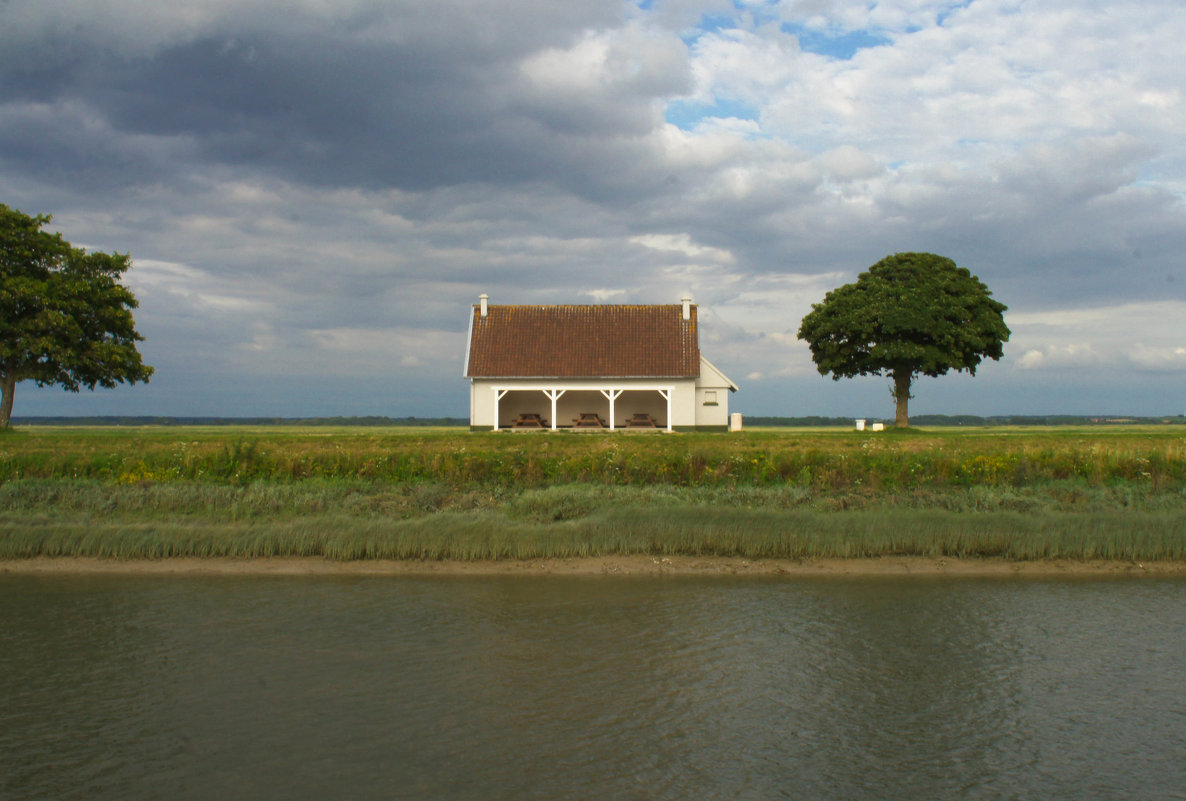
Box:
xmin=465 ymin=304 xmax=700 ymax=378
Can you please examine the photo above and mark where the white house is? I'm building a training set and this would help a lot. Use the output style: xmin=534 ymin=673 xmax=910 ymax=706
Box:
xmin=464 ymin=295 xmax=738 ymax=431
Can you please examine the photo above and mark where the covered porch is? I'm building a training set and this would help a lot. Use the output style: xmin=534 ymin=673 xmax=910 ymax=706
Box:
xmin=491 ymin=384 xmax=675 ymax=432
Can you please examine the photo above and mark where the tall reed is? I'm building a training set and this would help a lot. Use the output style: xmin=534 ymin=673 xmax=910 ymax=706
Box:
xmin=5 ymin=507 xmax=1185 ymax=562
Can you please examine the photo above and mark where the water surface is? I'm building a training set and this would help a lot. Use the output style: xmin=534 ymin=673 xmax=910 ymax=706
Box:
xmin=2 ymin=574 xmax=1185 ymax=800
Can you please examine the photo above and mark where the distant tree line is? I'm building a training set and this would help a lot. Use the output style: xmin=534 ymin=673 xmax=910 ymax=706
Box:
xmin=745 ymin=415 xmax=1185 ymax=427
xmin=10 ymin=416 xmax=470 ymax=427
xmin=9 ymin=414 xmax=1183 ymax=428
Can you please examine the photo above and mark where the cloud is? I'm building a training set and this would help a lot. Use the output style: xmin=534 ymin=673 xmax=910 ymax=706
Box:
xmin=815 ymin=145 xmax=883 ymax=182
xmin=630 ymin=232 xmax=736 ymax=263
xmin=585 ymin=288 xmax=629 ymax=302
xmin=1128 ymin=345 xmax=1186 ymax=372
xmin=517 ymin=23 xmax=691 ymax=135
xmin=1015 ymin=346 xmax=1103 ymax=371
xmin=1009 ymin=301 xmax=1186 ymax=378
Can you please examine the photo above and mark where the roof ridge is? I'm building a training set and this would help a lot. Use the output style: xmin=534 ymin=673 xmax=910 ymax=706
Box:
xmin=474 ymin=303 xmax=692 ymax=308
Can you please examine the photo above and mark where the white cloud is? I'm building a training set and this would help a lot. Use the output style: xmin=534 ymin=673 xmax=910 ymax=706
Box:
xmin=1009 ymin=301 xmax=1186 ymax=375
xmin=1007 ymin=301 xmax=1186 ymax=331
xmin=630 ymin=232 xmax=736 ymax=263
xmin=129 ymin=259 xmax=273 ymax=315
xmin=688 ymin=0 xmax=1186 ymax=181
xmin=516 ymin=22 xmax=690 ymax=134
xmin=585 ymin=288 xmax=629 ymax=302
xmin=1128 ymin=345 xmax=1186 ymax=372
xmin=815 ymin=145 xmax=883 ymax=181
xmin=1015 ymin=346 xmax=1103 ymax=371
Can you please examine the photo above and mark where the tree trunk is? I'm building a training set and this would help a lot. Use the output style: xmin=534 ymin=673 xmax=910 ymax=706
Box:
xmin=0 ymin=373 xmax=15 ymax=430
xmin=892 ymin=368 xmax=912 ymax=428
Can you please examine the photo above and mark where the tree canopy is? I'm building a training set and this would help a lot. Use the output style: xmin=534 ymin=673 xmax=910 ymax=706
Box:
xmin=1 ymin=203 xmax=153 ymax=428
xmin=797 ymin=252 xmax=1009 ymax=427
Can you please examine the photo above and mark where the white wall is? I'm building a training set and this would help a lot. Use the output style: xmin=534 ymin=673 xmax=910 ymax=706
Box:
xmin=694 ymin=356 xmax=737 ymax=428
xmin=694 ymin=386 xmax=730 ymax=427
xmin=469 ymin=357 xmax=737 ymax=429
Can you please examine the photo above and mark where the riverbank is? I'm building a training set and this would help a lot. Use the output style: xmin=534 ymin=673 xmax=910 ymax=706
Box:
xmin=4 ymin=555 xmax=1184 ymax=577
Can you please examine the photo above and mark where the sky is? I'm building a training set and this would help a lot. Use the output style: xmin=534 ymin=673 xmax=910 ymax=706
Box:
xmin=3 ymin=0 xmax=1185 ymax=419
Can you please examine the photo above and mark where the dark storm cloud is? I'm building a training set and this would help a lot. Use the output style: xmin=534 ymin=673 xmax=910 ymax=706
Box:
xmin=1 ymin=0 xmax=687 ymax=198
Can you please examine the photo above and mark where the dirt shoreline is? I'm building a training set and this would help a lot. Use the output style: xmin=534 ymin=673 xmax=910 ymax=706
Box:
xmin=3 ymin=555 xmax=1184 ymax=577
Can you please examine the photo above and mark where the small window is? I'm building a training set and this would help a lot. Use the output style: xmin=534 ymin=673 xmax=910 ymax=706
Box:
xmin=703 ymin=390 xmax=718 ymax=406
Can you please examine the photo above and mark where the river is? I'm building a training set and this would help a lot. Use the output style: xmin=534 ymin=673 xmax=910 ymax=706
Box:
xmin=2 ymin=573 xmax=1185 ymax=800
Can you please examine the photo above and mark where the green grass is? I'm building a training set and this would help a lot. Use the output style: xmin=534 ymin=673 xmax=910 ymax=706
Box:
xmin=3 ymin=424 xmax=1185 ymax=488
xmin=3 ymin=425 xmax=1186 ymax=562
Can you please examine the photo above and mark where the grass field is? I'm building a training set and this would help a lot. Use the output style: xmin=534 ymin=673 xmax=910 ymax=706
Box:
xmin=2 ymin=424 xmax=1185 ymax=562
xmin=4 ymin=424 xmax=1185 ymax=487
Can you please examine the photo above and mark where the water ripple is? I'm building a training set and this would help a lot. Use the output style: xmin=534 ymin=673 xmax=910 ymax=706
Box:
xmin=2 ymin=575 xmax=1185 ymax=800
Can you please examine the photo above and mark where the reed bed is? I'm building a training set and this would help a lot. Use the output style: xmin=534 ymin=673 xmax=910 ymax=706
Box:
xmin=4 ymin=506 xmax=1185 ymax=562
xmin=3 ymin=479 xmax=1186 ymax=562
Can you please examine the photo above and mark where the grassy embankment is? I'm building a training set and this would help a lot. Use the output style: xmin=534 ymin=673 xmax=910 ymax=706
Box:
xmin=2 ymin=425 xmax=1185 ymax=562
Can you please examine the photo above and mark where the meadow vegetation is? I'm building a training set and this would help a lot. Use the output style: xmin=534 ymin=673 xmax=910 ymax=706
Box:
xmin=2 ymin=425 xmax=1185 ymax=562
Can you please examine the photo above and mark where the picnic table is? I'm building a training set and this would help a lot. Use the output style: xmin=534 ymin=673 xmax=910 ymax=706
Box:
xmin=512 ymin=413 xmax=546 ymax=429
xmin=625 ymin=412 xmax=657 ymax=428
xmin=572 ymin=412 xmax=606 ymax=429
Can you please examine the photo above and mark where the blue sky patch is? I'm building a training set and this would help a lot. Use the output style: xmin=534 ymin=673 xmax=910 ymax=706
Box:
xmin=783 ymin=24 xmax=891 ymax=59
xmin=682 ymin=11 xmax=739 ymax=45
xmin=665 ymin=97 xmax=759 ymax=130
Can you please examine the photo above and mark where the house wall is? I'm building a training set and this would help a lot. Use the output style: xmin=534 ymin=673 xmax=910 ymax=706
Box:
xmin=693 ymin=356 xmax=735 ymax=429
xmin=469 ymin=378 xmax=698 ymax=429
xmin=694 ymin=386 xmax=729 ymax=428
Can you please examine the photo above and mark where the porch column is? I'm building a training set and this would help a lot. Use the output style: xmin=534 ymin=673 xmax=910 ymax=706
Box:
xmin=493 ymin=389 xmax=509 ymax=431
xmin=600 ymin=389 xmax=623 ymax=430
xmin=544 ymin=389 xmax=566 ymax=431
xmin=657 ymin=388 xmax=672 ymax=432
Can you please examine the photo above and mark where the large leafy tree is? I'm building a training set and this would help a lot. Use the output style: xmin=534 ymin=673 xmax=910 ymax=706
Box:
xmin=797 ymin=252 xmax=1009 ymax=427
xmin=1 ymin=203 xmax=153 ymax=428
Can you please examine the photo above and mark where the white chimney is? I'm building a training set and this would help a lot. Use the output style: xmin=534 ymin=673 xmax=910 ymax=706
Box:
xmin=479 ymin=293 xmax=489 ymax=317
xmin=681 ymin=295 xmax=692 ymax=320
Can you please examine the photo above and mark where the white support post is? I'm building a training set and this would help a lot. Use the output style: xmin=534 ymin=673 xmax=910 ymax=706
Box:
xmin=544 ymin=389 xmax=566 ymax=431
xmin=658 ymin=388 xmax=672 ymax=432
xmin=493 ymin=389 xmax=509 ymax=431
xmin=600 ymin=389 xmax=623 ymax=430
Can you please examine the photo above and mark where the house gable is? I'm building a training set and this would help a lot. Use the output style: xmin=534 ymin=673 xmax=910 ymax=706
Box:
xmin=697 ymin=356 xmax=739 ymax=392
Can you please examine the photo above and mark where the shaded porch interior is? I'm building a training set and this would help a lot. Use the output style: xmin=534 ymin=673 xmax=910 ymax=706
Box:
xmin=495 ymin=388 xmax=671 ymax=431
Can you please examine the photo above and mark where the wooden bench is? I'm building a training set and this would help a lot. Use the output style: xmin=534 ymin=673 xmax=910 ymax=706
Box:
xmin=625 ymin=412 xmax=657 ymax=428
xmin=572 ymin=412 xmax=606 ymax=429
xmin=512 ymin=413 xmax=546 ymax=429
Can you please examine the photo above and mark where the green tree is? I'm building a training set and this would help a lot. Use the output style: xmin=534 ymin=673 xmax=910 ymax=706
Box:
xmin=797 ymin=252 xmax=1009 ymax=428
xmin=1 ymin=203 xmax=153 ymax=428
